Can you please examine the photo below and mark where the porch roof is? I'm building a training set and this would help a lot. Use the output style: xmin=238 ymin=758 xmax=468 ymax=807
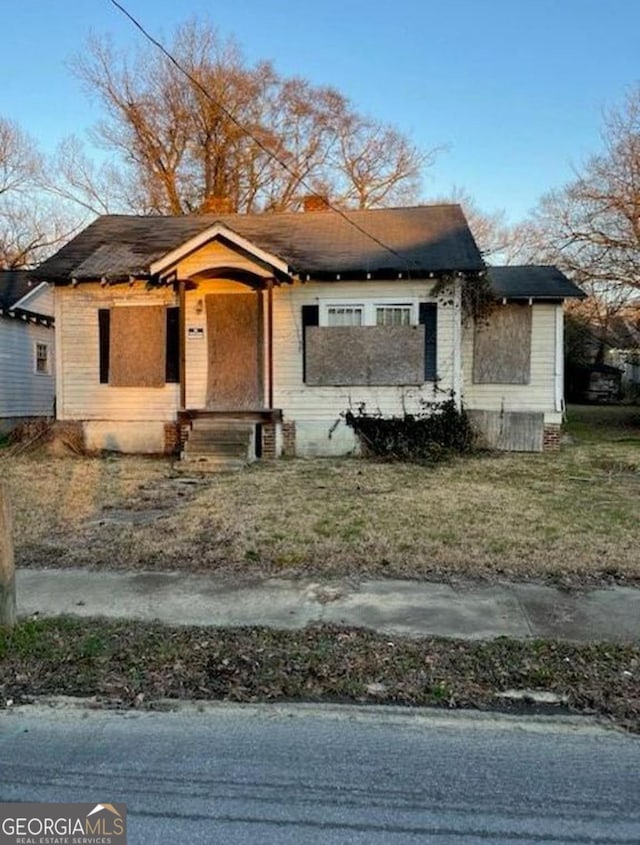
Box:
xmin=488 ymin=265 xmax=585 ymax=300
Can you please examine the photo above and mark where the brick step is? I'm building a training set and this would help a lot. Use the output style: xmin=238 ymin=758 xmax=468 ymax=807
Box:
xmin=181 ymin=419 xmax=255 ymax=467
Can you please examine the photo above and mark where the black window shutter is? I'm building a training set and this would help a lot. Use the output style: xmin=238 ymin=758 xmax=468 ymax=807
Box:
xmin=301 ymin=304 xmax=319 ymax=383
xmin=419 ymin=303 xmax=438 ymax=381
xmin=165 ymin=307 xmax=180 ymax=383
xmin=98 ymin=309 xmax=110 ymax=384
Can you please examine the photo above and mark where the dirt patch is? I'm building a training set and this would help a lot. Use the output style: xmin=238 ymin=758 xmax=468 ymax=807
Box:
xmin=1 ymin=618 xmax=638 ymax=732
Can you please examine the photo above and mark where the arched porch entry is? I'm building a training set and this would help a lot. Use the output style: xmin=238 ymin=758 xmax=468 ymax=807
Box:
xmin=149 ymin=223 xmax=292 ymax=459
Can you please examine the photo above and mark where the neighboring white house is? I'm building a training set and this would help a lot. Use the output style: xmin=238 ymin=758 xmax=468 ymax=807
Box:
xmin=32 ymin=205 xmax=582 ymax=457
xmin=0 ymin=271 xmax=55 ymax=434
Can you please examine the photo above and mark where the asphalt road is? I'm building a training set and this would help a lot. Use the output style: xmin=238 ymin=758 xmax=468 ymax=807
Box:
xmin=0 ymin=703 xmax=639 ymax=844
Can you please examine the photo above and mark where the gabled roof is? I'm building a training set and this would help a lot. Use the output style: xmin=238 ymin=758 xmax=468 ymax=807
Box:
xmin=488 ymin=265 xmax=585 ymax=300
xmin=33 ymin=204 xmax=485 ymax=283
xmin=0 ymin=270 xmax=35 ymax=309
xmin=0 ymin=271 xmax=54 ymax=326
xmin=149 ymin=222 xmax=290 ymax=278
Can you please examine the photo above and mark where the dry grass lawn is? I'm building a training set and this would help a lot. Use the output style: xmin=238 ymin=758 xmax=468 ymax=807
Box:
xmin=2 ymin=405 xmax=639 ymax=586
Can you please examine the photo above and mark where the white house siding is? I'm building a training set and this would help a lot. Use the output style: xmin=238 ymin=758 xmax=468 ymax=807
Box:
xmin=462 ymin=303 xmax=563 ymax=426
xmin=176 ymin=240 xmax=273 ymax=281
xmin=56 ymin=283 xmax=179 ymax=452
xmin=0 ymin=317 xmax=55 ymax=429
xmin=54 ymin=269 xmax=459 ymax=456
xmin=271 ymin=280 xmax=457 ymax=456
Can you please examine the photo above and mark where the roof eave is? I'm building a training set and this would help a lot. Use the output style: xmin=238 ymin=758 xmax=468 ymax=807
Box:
xmin=297 ymin=267 xmax=485 ymax=282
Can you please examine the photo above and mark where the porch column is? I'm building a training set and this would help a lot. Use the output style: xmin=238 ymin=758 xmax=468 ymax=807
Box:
xmin=178 ymin=278 xmax=187 ymax=410
xmin=267 ymin=278 xmax=274 ymax=409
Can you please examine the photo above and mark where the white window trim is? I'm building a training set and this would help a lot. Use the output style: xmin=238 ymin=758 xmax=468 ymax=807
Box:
xmin=320 ymin=297 xmax=419 ymax=327
xmin=34 ymin=341 xmax=51 ymax=376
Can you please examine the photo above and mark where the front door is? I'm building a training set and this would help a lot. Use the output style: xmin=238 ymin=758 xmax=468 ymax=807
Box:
xmin=205 ymin=293 xmax=262 ymax=409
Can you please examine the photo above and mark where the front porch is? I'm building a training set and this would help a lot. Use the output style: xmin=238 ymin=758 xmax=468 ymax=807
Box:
xmin=159 ymin=227 xmax=293 ymax=466
xmin=177 ymin=409 xmax=285 ymax=467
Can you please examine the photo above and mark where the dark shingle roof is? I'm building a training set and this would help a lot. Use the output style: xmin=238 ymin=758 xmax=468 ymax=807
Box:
xmin=0 ymin=270 xmax=36 ymax=308
xmin=0 ymin=270 xmax=53 ymax=325
xmin=488 ymin=265 xmax=585 ymax=300
xmin=34 ymin=205 xmax=485 ymax=283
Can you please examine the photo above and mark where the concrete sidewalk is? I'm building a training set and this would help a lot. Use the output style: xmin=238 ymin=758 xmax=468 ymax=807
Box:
xmin=15 ymin=568 xmax=640 ymax=642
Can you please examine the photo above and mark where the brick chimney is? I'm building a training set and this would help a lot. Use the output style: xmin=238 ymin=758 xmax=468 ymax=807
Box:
xmin=303 ymin=194 xmax=331 ymax=212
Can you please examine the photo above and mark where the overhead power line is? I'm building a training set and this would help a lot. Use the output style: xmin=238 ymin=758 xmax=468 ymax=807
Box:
xmin=106 ymin=0 xmax=414 ymax=270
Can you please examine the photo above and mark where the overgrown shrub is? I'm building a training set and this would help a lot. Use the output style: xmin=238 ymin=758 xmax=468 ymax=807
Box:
xmin=344 ymin=397 xmax=476 ymax=463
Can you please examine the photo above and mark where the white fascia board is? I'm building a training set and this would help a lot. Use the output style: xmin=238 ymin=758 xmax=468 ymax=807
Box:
xmin=149 ymin=223 xmax=290 ymax=277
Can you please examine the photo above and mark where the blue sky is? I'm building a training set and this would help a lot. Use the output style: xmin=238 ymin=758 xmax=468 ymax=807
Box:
xmin=2 ymin=0 xmax=639 ymax=222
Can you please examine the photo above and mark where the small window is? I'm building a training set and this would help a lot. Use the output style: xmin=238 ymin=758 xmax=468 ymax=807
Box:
xmin=327 ymin=305 xmax=363 ymax=327
xmin=320 ymin=300 xmax=416 ymax=327
xmin=376 ymin=305 xmax=412 ymax=326
xmin=35 ymin=342 xmax=50 ymax=374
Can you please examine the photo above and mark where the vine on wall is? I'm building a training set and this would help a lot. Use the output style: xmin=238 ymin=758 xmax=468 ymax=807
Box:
xmin=344 ymin=396 xmax=476 ymax=464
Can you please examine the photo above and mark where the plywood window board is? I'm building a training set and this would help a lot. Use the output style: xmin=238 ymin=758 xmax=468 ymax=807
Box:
xmin=109 ymin=305 xmax=166 ymax=388
xmin=473 ymin=303 xmax=532 ymax=385
xmin=305 ymin=325 xmax=425 ymax=386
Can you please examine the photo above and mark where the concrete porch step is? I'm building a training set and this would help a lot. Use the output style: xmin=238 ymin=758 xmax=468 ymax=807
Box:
xmin=188 ymin=429 xmax=253 ymax=445
xmin=183 ymin=441 xmax=249 ymax=457
xmin=181 ymin=418 xmax=256 ymax=469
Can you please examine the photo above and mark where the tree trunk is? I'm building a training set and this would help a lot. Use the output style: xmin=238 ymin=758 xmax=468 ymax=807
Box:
xmin=0 ymin=483 xmax=16 ymax=628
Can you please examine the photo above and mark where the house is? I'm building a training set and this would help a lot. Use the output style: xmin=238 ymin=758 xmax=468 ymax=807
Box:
xmin=465 ymin=265 xmax=585 ymax=450
xmin=32 ymin=205 xmax=583 ymax=459
xmin=592 ymin=304 xmax=640 ymax=401
xmin=564 ymin=298 xmax=639 ymax=402
xmin=566 ymin=362 xmax=623 ymax=404
xmin=0 ymin=271 xmax=55 ymax=434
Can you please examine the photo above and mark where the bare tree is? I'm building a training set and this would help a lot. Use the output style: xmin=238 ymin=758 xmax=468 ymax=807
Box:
xmin=0 ymin=117 xmax=85 ymax=268
xmin=0 ymin=118 xmax=40 ymax=199
xmin=431 ymin=187 xmax=536 ymax=262
xmin=333 ymin=115 xmax=430 ymax=209
xmin=0 ymin=197 xmax=80 ymax=268
xmin=71 ymin=19 xmax=435 ymax=214
xmin=44 ymin=136 xmax=126 ymax=217
xmin=534 ymin=86 xmax=640 ymax=292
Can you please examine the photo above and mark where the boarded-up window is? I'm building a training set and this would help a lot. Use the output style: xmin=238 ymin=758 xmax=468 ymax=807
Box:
xmin=305 ymin=325 xmax=425 ymax=386
xmin=473 ymin=303 xmax=532 ymax=384
xmin=109 ymin=305 xmax=166 ymax=388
